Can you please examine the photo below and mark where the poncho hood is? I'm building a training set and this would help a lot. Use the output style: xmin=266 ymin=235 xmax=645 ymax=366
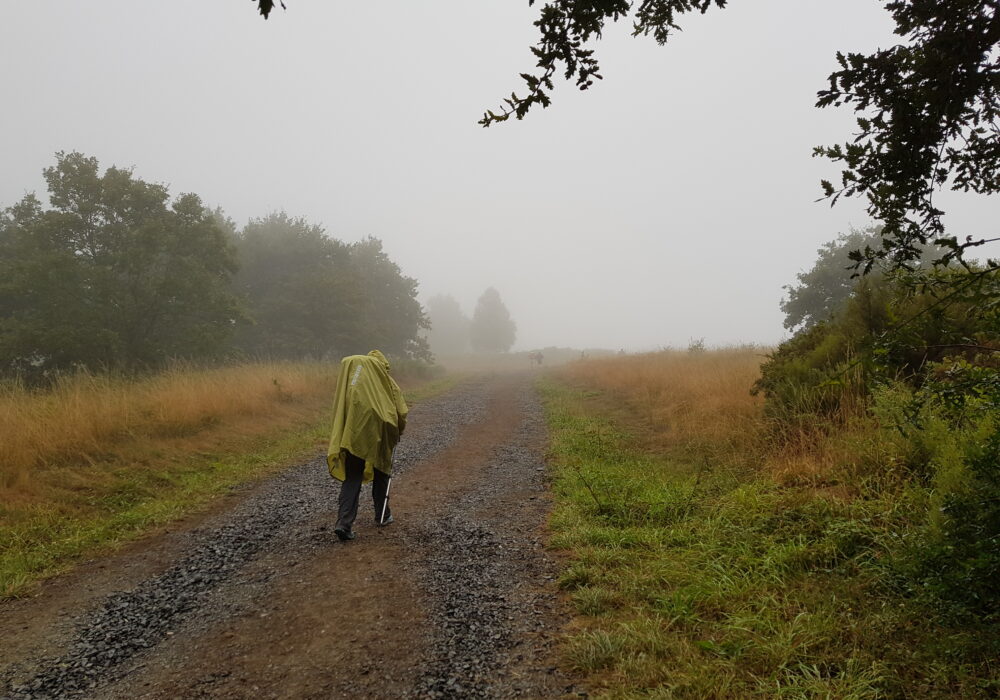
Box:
xmin=326 ymin=351 xmax=408 ymax=483
xmin=368 ymin=349 xmax=390 ymax=372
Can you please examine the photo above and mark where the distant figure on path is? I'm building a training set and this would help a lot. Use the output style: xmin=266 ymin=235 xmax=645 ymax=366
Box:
xmin=528 ymin=350 xmax=544 ymax=366
xmin=327 ymin=350 xmax=408 ymax=541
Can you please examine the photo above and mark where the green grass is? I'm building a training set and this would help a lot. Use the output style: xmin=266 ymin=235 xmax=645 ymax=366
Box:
xmin=541 ymin=378 xmax=1000 ymax=698
xmin=0 ymin=376 xmax=457 ymax=599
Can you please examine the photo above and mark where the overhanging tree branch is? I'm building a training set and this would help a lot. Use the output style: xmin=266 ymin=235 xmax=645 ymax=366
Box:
xmin=255 ymin=0 xmax=285 ymax=20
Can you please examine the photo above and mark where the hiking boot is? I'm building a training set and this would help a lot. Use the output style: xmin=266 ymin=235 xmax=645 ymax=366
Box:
xmin=334 ymin=527 xmax=356 ymax=541
xmin=378 ymin=514 xmax=394 ymax=527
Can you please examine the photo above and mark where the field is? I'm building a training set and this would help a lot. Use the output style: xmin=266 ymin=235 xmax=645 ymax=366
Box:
xmin=543 ymin=349 xmax=1000 ymax=698
xmin=0 ymin=361 xmax=452 ymax=598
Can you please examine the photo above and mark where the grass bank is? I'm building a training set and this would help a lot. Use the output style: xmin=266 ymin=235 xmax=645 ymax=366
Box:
xmin=0 ymin=362 xmax=454 ymax=598
xmin=543 ymin=350 xmax=999 ymax=698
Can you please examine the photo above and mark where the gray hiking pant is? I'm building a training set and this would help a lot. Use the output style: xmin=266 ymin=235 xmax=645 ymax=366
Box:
xmin=336 ymin=451 xmax=390 ymax=531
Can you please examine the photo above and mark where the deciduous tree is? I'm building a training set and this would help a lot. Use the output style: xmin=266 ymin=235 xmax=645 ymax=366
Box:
xmin=347 ymin=237 xmax=431 ymax=360
xmin=0 ymin=152 xmax=240 ymax=378
xmin=781 ymin=228 xmax=883 ymax=332
xmin=233 ymin=212 xmax=362 ymax=359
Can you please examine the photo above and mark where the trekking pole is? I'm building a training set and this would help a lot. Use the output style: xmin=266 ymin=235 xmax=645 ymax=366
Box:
xmin=380 ymin=448 xmax=394 ymax=525
xmin=380 ymin=478 xmax=392 ymax=525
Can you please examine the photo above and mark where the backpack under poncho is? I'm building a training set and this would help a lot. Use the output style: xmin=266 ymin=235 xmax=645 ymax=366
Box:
xmin=326 ymin=350 xmax=408 ymax=483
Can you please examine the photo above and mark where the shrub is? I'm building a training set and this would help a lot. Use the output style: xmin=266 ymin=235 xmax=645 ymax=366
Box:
xmin=759 ymin=262 xmax=1000 ymax=619
xmin=875 ymin=364 xmax=1000 ymax=619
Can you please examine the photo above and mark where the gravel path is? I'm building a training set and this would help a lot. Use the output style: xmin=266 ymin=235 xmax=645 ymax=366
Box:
xmin=1 ymin=374 xmax=580 ymax=699
xmin=411 ymin=391 xmax=565 ymax=698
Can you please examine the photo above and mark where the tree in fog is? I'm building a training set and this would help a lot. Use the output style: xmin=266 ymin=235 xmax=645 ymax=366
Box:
xmin=425 ymin=294 xmax=471 ymax=357
xmin=233 ymin=212 xmax=362 ymax=359
xmin=781 ymin=226 xmax=948 ymax=332
xmin=781 ymin=227 xmax=882 ymax=332
xmin=233 ymin=220 xmax=430 ymax=361
xmin=0 ymin=152 xmax=240 ymax=378
xmin=347 ymin=237 xmax=431 ymax=360
xmin=470 ymin=287 xmax=516 ymax=353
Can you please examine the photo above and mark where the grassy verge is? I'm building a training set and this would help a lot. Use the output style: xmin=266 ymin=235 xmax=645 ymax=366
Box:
xmin=542 ymin=354 xmax=999 ymax=698
xmin=0 ymin=364 xmax=456 ymax=598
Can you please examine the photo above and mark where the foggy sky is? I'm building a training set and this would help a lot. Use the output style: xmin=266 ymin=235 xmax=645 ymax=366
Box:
xmin=2 ymin=1 xmax=996 ymax=351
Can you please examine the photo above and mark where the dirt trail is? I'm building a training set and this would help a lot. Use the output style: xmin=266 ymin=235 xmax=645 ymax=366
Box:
xmin=1 ymin=373 xmax=582 ymax=699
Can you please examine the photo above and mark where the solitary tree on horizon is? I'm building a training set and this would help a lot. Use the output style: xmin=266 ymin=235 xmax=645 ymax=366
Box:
xmin=470 ymin=287 xmax=516 ymax=353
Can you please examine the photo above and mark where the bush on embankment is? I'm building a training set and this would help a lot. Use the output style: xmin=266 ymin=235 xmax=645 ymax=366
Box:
xmin=754 ymin=266 xmax=1000 ymax=619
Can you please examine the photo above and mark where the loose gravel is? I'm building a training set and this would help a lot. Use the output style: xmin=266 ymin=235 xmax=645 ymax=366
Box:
xmin=3 ymin=380 xmax=489 ymax=700
xmin=2 ymin=376 xmax=578 ymax=700
xmin=409 ymin=388 xmax=572 ymax=699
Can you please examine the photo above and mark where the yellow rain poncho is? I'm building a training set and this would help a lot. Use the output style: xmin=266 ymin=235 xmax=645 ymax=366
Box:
xmin=326 ymin=350 xmax=408 ymax=483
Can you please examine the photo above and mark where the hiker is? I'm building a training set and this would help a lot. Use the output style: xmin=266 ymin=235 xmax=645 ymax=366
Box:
xmin=326 ymin=350 xmax=408 ymax=542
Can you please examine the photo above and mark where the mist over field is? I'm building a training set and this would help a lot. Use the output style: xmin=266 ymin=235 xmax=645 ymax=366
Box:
xmin=3 ymin=3 xmax=1000 ymax=696
xmin=4 ymin=1 xmax=995 ymax=351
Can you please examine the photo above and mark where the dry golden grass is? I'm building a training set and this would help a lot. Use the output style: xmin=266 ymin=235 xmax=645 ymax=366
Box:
xmin=0 ymin=362 xmax=338 ymax=496
xmin=559 ymin=348 xmax=768 ymax=454
xmin=0 ymin=361 xmax=452 ymax=597
xmin=557 ymin=347 xmax=870 ymax=491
